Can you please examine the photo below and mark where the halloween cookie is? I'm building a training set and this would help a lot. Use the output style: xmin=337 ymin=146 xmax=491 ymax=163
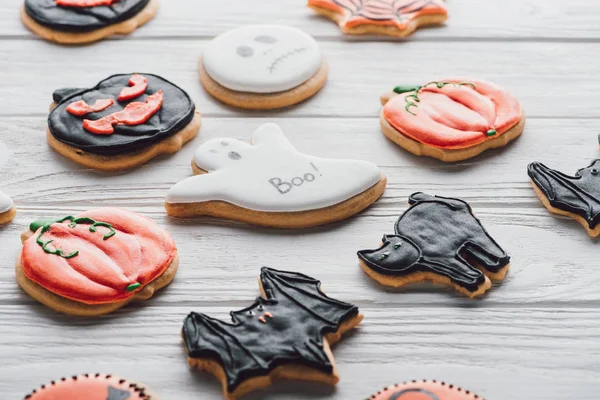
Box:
xmin=380 ymin=79 xmax=525 ymax=162
xmin=199 ymin=25 xmax=328 ymax=110
xmin=21 ymin=0 xmax=158 ymax=44
xmin=47 ymin=73 xmax=201 ymax=171
xmin=308 ymin=0 xmax=448 ymax=37
xmin=367 ymin=380 xmax=483 ymax=400
xmin=16 ymin=208 xmax=178 ymax=316
xmin=358 ymin=193 xmax=510 ymax=298
xmin=0 ymin=191 xmax=16 ymax=225
xmin=528 ymin=160 xmax=600 ymax=237
xmin=182 ymin=267 xmax=363 ymax=399
xmin=166 ymin=123 xmax=386 ymax=228
xmin=24 ymin=373 xmax=155 ymax=399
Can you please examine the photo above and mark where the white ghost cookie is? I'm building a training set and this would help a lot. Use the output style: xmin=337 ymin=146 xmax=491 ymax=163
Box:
xmin=0 ymin=190 xmax=15 ymax=225
xmin=199 ymin=25 xmax=329 ymax=110
xmin=165 ymin=123 xmax=386 ymax=228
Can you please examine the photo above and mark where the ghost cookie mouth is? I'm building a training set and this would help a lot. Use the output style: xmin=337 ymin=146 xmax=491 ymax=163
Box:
xmin=268 ymin=47 xmax=308 ymax=73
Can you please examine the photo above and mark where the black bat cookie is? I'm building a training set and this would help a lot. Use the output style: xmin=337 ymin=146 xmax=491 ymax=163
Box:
xmin=182 ymin=267 xmax=362 ymax=398
xmin=24 ymin=0 xmax=150 ymax=32
xmin=358 ymin=192 xmax=510 ymax=298
xmin=528 ymin=160 xmax=600 ymax=237
xmin=49 ymin=73 xmax=196 ymax=155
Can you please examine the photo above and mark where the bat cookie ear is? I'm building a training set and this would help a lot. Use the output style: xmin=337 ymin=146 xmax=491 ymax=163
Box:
xmin=251 ymin=123 xmax=295 ymax=151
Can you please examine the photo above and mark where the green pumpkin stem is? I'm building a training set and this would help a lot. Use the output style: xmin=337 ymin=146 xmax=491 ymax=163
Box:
xmin=126 ymin=283 xmax=142 ymax=292
xmin=397 ymin=81 xmax=477 ymax=116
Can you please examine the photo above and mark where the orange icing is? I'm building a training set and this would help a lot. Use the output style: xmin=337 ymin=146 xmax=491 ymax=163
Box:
xmin=308 ymin=0 xmax=447 ymax=30
xmin=369 ymin=380 xmax=482 ymax=400
xmin=25 ymin=374 xmax=149 ymax=400
xmin=383 ymin=79 xmax=522 ymax=150
xmin=21 ymin=208 xmax=176 ymax=305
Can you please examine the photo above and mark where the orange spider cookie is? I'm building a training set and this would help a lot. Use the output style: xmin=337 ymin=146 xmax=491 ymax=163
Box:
xmin=24 ymin=373 xmax=155 ymax=399
xmin=368 ymin=380 xmax=483 ymax=399
xmin=308 ymin=0 xmax=448 ymax=37
xmin=380 ymin=79 xmax=525 ymax=162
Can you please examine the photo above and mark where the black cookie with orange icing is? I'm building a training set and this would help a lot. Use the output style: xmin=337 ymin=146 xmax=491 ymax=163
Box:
xmin=23 ymin=373 xmax=154 ymax=400
xmin=24 ymin=0 xmax=150 ymax=33
xmin=367 ymin=380 xmax=484 ymax=400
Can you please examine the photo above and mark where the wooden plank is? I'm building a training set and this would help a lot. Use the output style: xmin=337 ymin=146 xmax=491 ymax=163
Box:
xmin=0 ymin=39 xmax=598 ymax=118
xmin=0 ymin=306 xmax=597 ymax=399
xmin=2 ymin=0 xmax=600 ymax=40
xmin=1 ymin=117 xmax=600 ymax=304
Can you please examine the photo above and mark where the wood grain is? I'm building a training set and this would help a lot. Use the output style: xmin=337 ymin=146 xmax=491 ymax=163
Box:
xmin=1 ymin=0 xmax=599 ymax=399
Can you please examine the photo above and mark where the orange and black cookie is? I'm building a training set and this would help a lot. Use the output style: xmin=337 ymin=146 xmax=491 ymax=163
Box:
xmin=24 ymin=373 xmax=155 ymax=399
xmin=367 ymin=380 xmax=483 ymax=399
xmin=358 ymin=193 xmax=510 ymax=298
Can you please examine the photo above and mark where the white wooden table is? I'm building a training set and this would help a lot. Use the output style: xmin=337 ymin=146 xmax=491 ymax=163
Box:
xmin=1 ymin=1 xmax=599 ymax=399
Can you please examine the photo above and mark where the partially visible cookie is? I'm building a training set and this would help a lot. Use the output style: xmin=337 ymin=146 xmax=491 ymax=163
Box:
xmin=0 ymin=191 xmax=16 ymax=225
xmin=308 ymin=0 xmax=448 ymax=37
xmin=367 ymin=380 xmax=483 ymax=400
xmin=358 ymin=193 xmax=510 ymax=298
xmin=24 ymin=373 xmax=155 ymax=399
xmin=21 ymin=0 xmax=159 ymax=44
xmin=380 ymin=79 xmax=525 ymax=162
xmin=199 ymin=25 xmax=328 ymax=109
xmin=528 ymin=160 xmax=600 ymax=237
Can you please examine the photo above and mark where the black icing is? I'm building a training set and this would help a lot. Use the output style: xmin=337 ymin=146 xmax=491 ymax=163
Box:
xmin=358 ymin=192 xmax=510 ymax=293
xmin=528 ymin=160 xmax=600 ymax=229
xmin=389 ymin=389 xmax=439 ymax=400
xmin=48 ymin=73 xmax=196 ymax=156
xmin=24 ymin=0 xmax=150 ymax=33
xmin=182 ymin=267 xmax=359 ymax=393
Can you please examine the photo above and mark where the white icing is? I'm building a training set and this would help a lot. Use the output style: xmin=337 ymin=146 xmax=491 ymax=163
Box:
xmin=0 ymin=191 xmax=13 ymax=214
xmin=166 ymin=123 xmax=382 ymax=212
xmin=203 ymin=25 xmax=322 ymax=93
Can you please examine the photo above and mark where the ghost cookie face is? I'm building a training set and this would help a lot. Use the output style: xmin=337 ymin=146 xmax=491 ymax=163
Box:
xmin=47 ymin=73 xmax=201 ymax=171
xmin=368 ymin=380 xmax=482 ymax=400
xmin=165 ymin=123 xmax=386 ymax=228
xmin=199 ymin=25 xmax=328 ymax=110
xmin=24 ymin=373 xmax=156 ymax=399
xmin=308 ymin=0 xmax=448 ymax=37
xmin=528 ymin=160 xmax=600 ymax=237
xmin=16 ymin=208 xmax=178 ymax=316
xmin=0 ymin=191 xmax=16 ymax=225
xmin=380 ymin=79 xmax=525 ymax=162
xmin=21 ymin=0 xmax=159 ymax=44
xmin=358 ymin=193 xmax=510 ymax=298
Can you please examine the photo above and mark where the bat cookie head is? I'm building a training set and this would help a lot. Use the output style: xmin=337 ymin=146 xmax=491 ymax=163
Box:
xmin=358 ymin=193 xmax=510 ymax=298
xmin=202 ymin=25 xmax=322 ymax=93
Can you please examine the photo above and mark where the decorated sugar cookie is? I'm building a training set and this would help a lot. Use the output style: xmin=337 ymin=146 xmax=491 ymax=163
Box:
xmin=24 ymin=373 xmax=155 ymax=399
xmin=380 ymin=79 xmax=525 ymax=162
xmin=199 ymin=25 xmax=328 ymax=109
xmin=367 ymin=380 xmax=483 ymax=400
xmin=528 ymin=160 xmax=600 ymax=237
xmin=358 ymin=193 xmax=510 ymax=298
xmin=0 ymin=191 xmax=16 ymax=225
xmin=21 ymin=0 xmax=159 ymax=44
xmin=17 ymin=208 xmax=178 ymax=316
xmin=308 ymin=0 xmax=448 ymax=37
xmin=183 ymin=267 xmax=363 ymax=399
xmin=48 ymin=73 xmax=201 ymax=171
xmin=166 ymin=123 xmax=386 ymax=228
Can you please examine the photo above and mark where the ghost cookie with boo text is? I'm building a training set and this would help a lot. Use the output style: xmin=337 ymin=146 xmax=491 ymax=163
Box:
xmin=528 ymin=160 xmax=600 ymax=237
xmin=358 ymin=193 xmax=510 ymax=298
xmin=47 ymin=73 xmax=201 ymax=171
xmin=17 ymin=208 xmax=178 ymax=316
xmin=381 ymin=79 xmax=525 ymax=162
xmin=21 ymin=0 xmax=159 ymax=44
xmin=182 ymin=267 xmax=363 ymax=399
xmin=308 ymin=0 xmax=448 ymax=37
xmin=199 ymin=25 xmax=328 ymax=109
xmin=0 ymin=191 xmax=16 ymax=225
xmin=24 ymin=373 xmax=156 ymax=400
xmin=165 ymin=123 xmax=386 ymax=228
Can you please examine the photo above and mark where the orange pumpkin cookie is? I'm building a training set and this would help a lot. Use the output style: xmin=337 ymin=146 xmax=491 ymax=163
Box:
xmin=367 ymin=380 xmax=483 ymax=400
xmin=380 ymin=79 xmax=525 ymax=162
xmin=24 ymin=373 xmax=156 ymax=399
xmin=16 ymin=208 xmax=178 ymax=316
xmin=308 ymin=0 xmax=448 ymax=37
